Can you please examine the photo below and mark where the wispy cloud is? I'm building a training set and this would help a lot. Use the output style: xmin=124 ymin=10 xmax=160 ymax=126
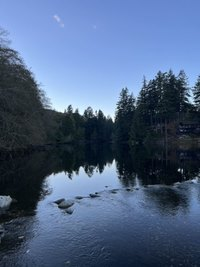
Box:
xmin=53 ymin=14 xmax=65 ymax=28
xmin=92 ymin=24 xmax=97 ymax=30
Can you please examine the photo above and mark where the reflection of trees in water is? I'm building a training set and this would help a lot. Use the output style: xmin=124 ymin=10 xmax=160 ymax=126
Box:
xmin=0 ymin=144 xmax=114 ymax=255
xmin=58 ymin=143 xmax=114 ymax=178
xmin=0 ymin=143 xmax=199 ymax=216
xmin=0 ymin=144 xmax=114 ymax=213
xmin=115 ymin=144 xmax=200 ymax=186
xmin=144 ymin=187 xmax=190 ymax=215
xmin=0 ymin=152 xmax=51 ymax=211
xmin=114 ymin=144 xmax=200 ymax=215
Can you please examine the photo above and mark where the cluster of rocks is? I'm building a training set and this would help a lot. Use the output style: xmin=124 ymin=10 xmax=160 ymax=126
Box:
xmin=54 ymin=192 xmax=102 ymax=214
xmin=54 ymin=198 xmax=75 ymax=214
xmin=53 ymin=187 xmax=142 ymax=214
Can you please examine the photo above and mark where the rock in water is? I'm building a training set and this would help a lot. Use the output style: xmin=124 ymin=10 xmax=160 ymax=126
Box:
xmin=75 ymin=196 xmax=84 ymax=200
xmin=89 ymin=193 xmax=100 ymax=198
xmin=110 ymin=189 xmax=118 ymax=194
xmin=54 ymin=198 xmax=65 ymax=205
xmin=126 ymin=188 xmax=132 ymax=192
xmin=65 ymin=208 xmax=74 ymax=214
xmin=0 ymin=196 xmax=12 ymax=210
xmin=58 ymin=199 xmax=74 ymax=209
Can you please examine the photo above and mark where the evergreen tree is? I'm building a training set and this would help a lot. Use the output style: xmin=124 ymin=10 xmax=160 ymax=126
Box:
xmin=193 ymin=75 xmax=200 ymax=111
xmin=177 ymin=70 xmax=190 ymax=115
xmin=136 ymin=76 xmax=149 ymax=124
xmin=115 ymin=88 xmax=135 ymax=142
xmin=129 ymin=109 xmax=147 ymax=144
xmin=67 ymin=104 xmax=73 ymax=114
xmin=61 ymin=106 xmax=76 ymax=141
xmin=159 ymin=70 xmax=179 ymax=119
xmin=73 ymin=108 xmax=85 ymax=140
xmin=83 ymin=107 xmax=96 ymax=141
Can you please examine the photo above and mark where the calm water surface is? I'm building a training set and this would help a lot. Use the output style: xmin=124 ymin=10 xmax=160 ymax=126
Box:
xmin=0 ymin=145 xmax=200 ymax=267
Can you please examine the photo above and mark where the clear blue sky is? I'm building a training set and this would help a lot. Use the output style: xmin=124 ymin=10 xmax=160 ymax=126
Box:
xmin=1 ymin=0 xmax=200 ymax=117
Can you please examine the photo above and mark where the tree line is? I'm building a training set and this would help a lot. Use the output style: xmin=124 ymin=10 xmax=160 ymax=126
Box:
xmin=115 ymin=71 xmax=200 ymax=144
xmin=0 ymin=28 xmax=113 ymax=151
xmin=1 ymin=27 xmax=200 ymax=152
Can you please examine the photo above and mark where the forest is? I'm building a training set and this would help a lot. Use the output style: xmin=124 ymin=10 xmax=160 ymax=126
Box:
xmin=115 ymin=72 xmax=200 ymax=144
xmin=0 ymin=28 xmax=200 ymax=152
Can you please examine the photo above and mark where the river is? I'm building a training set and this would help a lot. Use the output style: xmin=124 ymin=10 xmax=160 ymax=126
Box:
xmin=0 ymin=144 xmax=200 ymax=267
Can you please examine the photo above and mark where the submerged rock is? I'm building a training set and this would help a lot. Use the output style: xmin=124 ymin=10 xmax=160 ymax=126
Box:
xmin=0 ymin=195 xmax=12 ymax=210
xmin=89 ymin=193 xmax=100 ymax=198
xmin=126 ymin=188 xmax=132 ymax=192
xmin=189 ymin=178 xmax=199 ymax=184
xmin=18 ymin=236 xmax=25 ymax=240
xmin=54 ymin=198 xmax=65 ymax=205
xmin=75 ymin=196 xmax=84 ymax=200
xmin=65 ymin=208 xmax=74 ymax=215
xmin=58 ymin=199 xmax=74 ymax=209
xmin=110 ymin=189 xmax=118 ymax=194
xmin=173 ymin=182 xmax=181 ymax=186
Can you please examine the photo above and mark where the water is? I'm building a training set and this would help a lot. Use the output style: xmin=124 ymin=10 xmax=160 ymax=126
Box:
xmin=0 ymin=144 xmax=200 ymax=267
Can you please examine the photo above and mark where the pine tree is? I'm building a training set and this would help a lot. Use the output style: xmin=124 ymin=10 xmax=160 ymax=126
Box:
xmin=177 ymin=70 xmax=190 ymax=115
xmin=115 ymin=88 xmax=135 ymax=142
xmin=193 ymin=75 xmax=200 ymax=111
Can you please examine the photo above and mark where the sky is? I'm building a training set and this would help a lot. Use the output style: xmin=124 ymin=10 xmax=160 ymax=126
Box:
xmin=0 ymin=0 xmax=200 ymax=118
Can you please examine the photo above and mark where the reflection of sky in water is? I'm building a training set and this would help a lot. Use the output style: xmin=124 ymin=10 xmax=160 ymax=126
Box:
xmin=4 ymin=178 xmax=200 ymax=267
xmin=0 ymin=147 xmax=200 ymax=267
xmin=46 ymin=160 xmax=119 ymax=200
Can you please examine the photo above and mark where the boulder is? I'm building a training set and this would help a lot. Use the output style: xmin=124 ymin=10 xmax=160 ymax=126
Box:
xmin=110 ymin=189 xmax=117 ymax=194
xmin=0 ymin=195 xmax=12 ymax=210
xmin=58 ymin=199 xmax=74 ymax=209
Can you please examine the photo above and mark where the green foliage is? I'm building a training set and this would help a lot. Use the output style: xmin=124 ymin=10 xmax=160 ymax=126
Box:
xmin=129 ymin=109 xmax=147 ymax=144
xmin=116 ymin=70 xmax=198 ymax=144
xmin=1 ymin=27 xmax=199 ymax=150
xmin=193 ymin=75 xmax=200 ymax=111
xmin=83 ymin=107 xmax=113 ymax=142
xmin=115 ymin=88 xmax=135 ymax=142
